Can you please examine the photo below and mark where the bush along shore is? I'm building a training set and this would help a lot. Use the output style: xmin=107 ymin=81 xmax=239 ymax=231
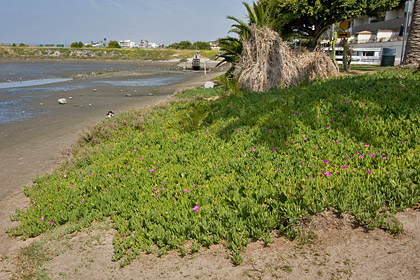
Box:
xmin=0 ymin=46 xmax=219 ymax=61
xmin=7 ymin=69 xmax=420 ymax=266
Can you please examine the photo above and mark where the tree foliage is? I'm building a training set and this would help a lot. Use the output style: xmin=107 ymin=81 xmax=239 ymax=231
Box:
xmin=107 ymin=40 xmax=121 ymax=48
xmin=70 ymin=41 xmax=84 ymax=48
xmin=262 ymin=0 xmax=406 ymax=46
xmin=217 ymin=1 xmax=285 ymax=71
xmin=167 ymin=41 xmax=211 ymax=50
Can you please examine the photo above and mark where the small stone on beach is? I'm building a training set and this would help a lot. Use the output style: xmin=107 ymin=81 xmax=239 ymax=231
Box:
xmin=58 ymin=98 xmax=67 ymax=104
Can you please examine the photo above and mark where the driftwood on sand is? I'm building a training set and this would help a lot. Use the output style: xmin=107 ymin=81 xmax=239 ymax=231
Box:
xmin=235 ymin=26 xmax=339 ymax=92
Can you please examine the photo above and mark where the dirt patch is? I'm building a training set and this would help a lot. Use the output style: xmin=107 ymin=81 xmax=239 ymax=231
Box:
xmin=3 ymin=209 xmax=419 ymax=280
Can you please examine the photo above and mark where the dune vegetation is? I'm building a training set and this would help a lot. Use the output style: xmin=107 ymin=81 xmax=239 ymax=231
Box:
xmin=8 ymin=69 xmax=420 ymax=266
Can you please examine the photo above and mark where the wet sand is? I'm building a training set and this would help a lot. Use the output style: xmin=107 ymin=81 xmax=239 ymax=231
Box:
xmin=0 ymin=60 xmax=224 ymax=201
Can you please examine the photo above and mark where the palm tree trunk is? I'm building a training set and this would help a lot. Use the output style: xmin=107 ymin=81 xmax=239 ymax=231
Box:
xmin=403 ymin=0 xmax=420 ymax=66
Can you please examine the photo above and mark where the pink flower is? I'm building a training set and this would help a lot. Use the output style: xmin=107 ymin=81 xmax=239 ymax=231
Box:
xmin=382 ymin=155 xmax=387 ymax=159
xmin=346 ymin=156 xmax=351 ymax=159
xmin=314 ymin=147 xmax=318 ymax=150
xmin=193 ymin=205 xmax=200 ymax=212
xmin=133 ymin=149 xmax=137 ymax=152
xmin=367 ymin=170 xmax=372 ymax=174
xmin=303 ymin=137 xmax=307 ymax=140
xmin=63 ymin=174 xmax=67 ymax=178
xmin=205 ymin=131 xmax=209 ymax=134
xmin=161 ymin=187 xmax=165 ymax=190
xmin=192 ymin=184 xmax=196 ymax=187
xmin=343 ymin=165 xmax=348 ymax=169
xmin=40 ymin=217 xmax=45 ymax=221
xmin=155 ymin=194 xmax=159 ymax=197
xmin=251 ymin=148 xmax=255 ymax=151
xmin=174 ymin=140 xmax=177 ymax=143
xmin=150 ymin=169 xmax=155 ymax=173
xmin=343 ymin=114 xmax=347 ymax=117
xmin=138 ymin=157 xmax=143 ymax=160
xmin=272 ymin=148 xmax=276 ymax=151
xmin=267 ymin=129 xmax=271 ymax=132
xmin=50 ymin=222 xmax=54 ymax=226
xmin=183 ymin=189 xmax=188 ymax=193
xmin=301 ymin=162 xmax=304 ymax=165
xmin=359 ymin=155 xmax=363 ymax=158
xmin=346 ymin=100 xmax=350 ymax=103
xmin=324 ymin=172 xmax=331 ymax=176
xmin=107 ymin=188 xmax=110 ymax=191
xmin=365 ymin=143 xmax=369 ymax=146
xmin=238 ymin=128 xmax=242 ymax=131
xmin=366 ymin=116 xmax=369 ymax=119
xmin=324 ymin=159 xmax=328 ymax=163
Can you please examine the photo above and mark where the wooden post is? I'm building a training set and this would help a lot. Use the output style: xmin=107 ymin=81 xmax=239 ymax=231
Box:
xmin=343 ymin=38 xmax=349 ymax=72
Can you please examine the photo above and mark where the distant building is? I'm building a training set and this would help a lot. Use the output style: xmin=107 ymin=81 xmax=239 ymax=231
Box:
xmin=91 ymin=41 xmax=106 ymax=47
xmin=210 ymin=42 xmax=220 ymax=51
xmin=119 ymin=40 xmax=138 ymax=48
xmin=348 ymin=0 xmax=414 ymax=64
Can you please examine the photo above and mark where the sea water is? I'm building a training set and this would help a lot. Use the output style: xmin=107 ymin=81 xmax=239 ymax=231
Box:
xmin=0 ymin=61 xmax=185 ymax=124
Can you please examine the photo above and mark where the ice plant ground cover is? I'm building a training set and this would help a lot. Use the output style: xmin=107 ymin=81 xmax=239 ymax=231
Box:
xmin=8 ymin=70 xmax=420 ymax=266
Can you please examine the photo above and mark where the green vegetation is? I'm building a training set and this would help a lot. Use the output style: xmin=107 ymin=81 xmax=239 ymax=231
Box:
xmin=0 ymin=46 xmax=218 ymax=61
xmin=168 ymin=41 xmax=211 ymax=50
xmin=70 ymin=41 xmax=84 ymax=48
xmin=107 ymin=40 xmax=121 ymax=48
xmin=8 ymin=70 xmax=420 ymax=266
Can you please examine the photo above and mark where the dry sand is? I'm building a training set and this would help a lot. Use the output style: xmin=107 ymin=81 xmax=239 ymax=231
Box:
xmin=0 ymin=60 xmax=419 ymax=279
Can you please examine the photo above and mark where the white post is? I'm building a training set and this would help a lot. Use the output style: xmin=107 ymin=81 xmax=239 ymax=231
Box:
xmin=204 ymin=59 xmax=207 ymax=76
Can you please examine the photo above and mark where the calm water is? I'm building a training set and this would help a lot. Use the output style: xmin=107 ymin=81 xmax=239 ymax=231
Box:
xmin=0 ymin=61 xmax=185 ymax=124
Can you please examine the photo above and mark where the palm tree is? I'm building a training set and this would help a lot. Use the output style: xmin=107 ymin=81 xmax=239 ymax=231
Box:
xmin=218 ymin=1 xmax=288 ymax=71
xmin=403 ymin=0 xmax=420 ymax=66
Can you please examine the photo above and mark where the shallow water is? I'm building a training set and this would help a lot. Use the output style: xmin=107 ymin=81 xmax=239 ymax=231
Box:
xmin=0 ymin=61 xmax=185 ymax=124
xmin=0 ymin=78 xmax=73 ymax=89
xmin=0 ymin=61 xmax=134 ymax=82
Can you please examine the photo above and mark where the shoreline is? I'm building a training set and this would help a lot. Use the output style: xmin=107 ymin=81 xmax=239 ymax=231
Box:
xmin=0 ymin=60 xmax=224 ymax=201
xmin=0 ymin=60 xmax=224 ymax=266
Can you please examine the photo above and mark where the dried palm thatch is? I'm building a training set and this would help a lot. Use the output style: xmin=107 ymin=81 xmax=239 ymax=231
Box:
xmin=235 ymin=26 xmax=339 ymax=92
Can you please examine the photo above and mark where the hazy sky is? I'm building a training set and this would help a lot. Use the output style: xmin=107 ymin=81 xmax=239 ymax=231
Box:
xmin=0 ymin=0 xmax=248 ymax=46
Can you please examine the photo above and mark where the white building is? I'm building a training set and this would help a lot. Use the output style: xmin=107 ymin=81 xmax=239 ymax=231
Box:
xmin=119 ymin=40 xmax=138 ymax=48
xmin=349 ymin=0 xmax=414 ymax=64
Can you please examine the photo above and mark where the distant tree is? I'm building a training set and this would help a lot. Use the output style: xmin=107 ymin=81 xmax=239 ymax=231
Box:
xmin=19 ymin=43 xmax=25 ymax=47
xmin=12 ymin=43 xmax=16 ymax=47
xmin=194 ymin=41 xmax=211 ymax=50
xmin=168 ymin=40 xmax=193 ymax=49
xmin=70 ymin=41 xmax=84 ymax=48
xmin=107 ymin=40 xmax=121 ymax=48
